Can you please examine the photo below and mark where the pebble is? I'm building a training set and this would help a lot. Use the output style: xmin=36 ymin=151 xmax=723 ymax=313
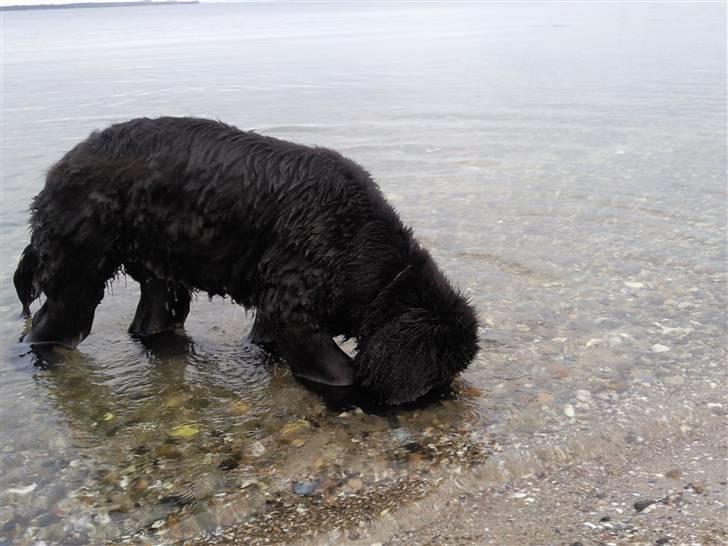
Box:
xmin=586 ymin=338 xmax=603 ymax=349
xmin=132 ymin=445 xmax=149 ymax=455
xmin=6 ymin=483 xmax=37 ymax=495
xmin=634 ymin=499 xmax=656 ymax=512
xmin=154 ymin=445 xmax=182 ymax=459
xmin=608 ymin=336 xmax=623 ymax=347
xmin=291 ymin=438 xmax=305 ymax=448
xmin=280 ymin=420 xmax=309 ymax=437
xmin=292 ymin=479 xmax=319 ymax=496
xmin=665 ymin=469 xmax=682 ymax=480
xmin=391 ymin=427 xmax=413 ymax=444
xmin=218 ymin=458 xmax=239 ymax=471
xmin=576 ymin=389 xmax=591 ymax=402
xmin=563 ymin=404 xmax=576 ymax=418
xmin=537 ymin=392 xmax=554 ymax=405
xmin=347 ymin=478 xmax=363 ymax=491
xmin=227 ymin=401 xmax=251 ymax=416
xmin=407 ymin=452 xmax=424 ymax=465
xmin=651 ymin=344 xmax=671 ymax=353
xmin=685 ymin=482 xmax=705 ymax=494
xmin=662 ymin=492 xmax=684 ymax=506
xmin=251 ymin=441 xmax=266 ymax=457
xmin=170 ymin=424 xmax=200 ymax=438
xmin=130 ymin=478 xmax=149 ymax=493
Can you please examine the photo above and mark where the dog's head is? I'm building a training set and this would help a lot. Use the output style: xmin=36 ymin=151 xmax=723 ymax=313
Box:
xmin=354 ymin=256 xmax=479 ymax=405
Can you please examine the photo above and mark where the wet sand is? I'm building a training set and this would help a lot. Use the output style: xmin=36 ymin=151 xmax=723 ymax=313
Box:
xmin=357 ymin=386 xmax=728 ymax=546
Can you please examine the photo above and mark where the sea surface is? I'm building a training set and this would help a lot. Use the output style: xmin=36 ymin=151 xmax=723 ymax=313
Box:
xmin=1 ymin=3 xmax=726 ymax=545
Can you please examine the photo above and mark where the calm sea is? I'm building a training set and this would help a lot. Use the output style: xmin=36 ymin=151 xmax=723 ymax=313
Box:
xmin=1 ymin=3 xmax=725 ymax=544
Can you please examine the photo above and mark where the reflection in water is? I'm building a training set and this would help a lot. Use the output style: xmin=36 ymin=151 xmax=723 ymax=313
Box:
xmin=12 ymin=326 xmax=483 ymax=545
xmin=134 ymin=330 xmax=198 ymax=362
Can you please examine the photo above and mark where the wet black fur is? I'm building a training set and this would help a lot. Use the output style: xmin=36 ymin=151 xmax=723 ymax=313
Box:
xmin=14 ymin=117 xmax=479 ymax=405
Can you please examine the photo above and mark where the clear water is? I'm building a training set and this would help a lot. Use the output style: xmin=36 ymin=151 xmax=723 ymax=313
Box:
xmin=1 ymin=3 xmax=725 ymax=544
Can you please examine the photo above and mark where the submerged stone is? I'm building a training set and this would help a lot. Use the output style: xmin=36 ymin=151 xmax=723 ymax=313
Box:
xmin=170 ymin=424 xmax=200 ymax=438
xmin=227 ymin=401 xmax=252 ymax=416
xmin=280 ymin=420 xmax=310 ymax=437
xmin=250 ymin=441 xmax=266 ymax=457
xmin=219 ymin=458 xmax=240 ymax=471
xmin=292 ymin=479 xmax=319 ymax=496
xmin=154 ymin=445 xmax=182 ymax=459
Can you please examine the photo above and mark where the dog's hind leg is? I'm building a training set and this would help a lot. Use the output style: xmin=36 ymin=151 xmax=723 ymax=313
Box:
xmin=27 ymin=279 xmax=105 ymax=349
xmin=128 ymin=275 xmax=191 ymax=337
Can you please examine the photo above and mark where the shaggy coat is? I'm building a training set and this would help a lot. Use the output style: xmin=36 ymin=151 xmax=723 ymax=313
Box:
xmin=14 ymin=117 xmax=479 ymax=405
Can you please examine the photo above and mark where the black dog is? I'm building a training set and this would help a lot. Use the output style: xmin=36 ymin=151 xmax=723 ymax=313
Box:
xmin=14 ymin=117 xmax=478 ymax=405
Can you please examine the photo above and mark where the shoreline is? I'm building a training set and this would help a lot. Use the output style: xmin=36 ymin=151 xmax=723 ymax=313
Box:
xmin=0 ymin=1 xmax=198 ymax=11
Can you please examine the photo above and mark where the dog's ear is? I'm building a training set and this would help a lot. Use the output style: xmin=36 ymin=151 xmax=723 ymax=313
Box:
xmin=355 ymin=280 xmax=479 ymax=405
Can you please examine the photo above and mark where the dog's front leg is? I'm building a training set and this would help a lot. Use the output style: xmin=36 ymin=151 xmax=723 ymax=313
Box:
xmin=276 ymin=325 xmax=354 ymax=386
xmin=249 ymin=313 xmax=277 ymax=348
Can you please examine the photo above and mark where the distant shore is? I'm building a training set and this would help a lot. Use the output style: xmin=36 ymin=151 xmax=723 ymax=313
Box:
xmin=0 ymin=1 xmax=198 ymax=11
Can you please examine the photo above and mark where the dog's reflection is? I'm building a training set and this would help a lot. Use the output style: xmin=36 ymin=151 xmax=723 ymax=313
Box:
xmin=133 ymin=329 xmax=197 ymax=361
xmin=24 ymin=330 xmax=264 ymax=435
xmin=23 ymin=323 xmax=456 ymax=436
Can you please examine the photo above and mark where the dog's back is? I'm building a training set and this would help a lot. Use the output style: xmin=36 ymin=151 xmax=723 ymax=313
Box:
xmin=23 ymin=117 xmax=412 ymax=336
xmin=31 ymin=118 xmax=398 ymax=299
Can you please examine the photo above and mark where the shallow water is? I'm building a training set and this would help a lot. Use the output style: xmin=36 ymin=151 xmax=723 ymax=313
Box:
xmin=1 ymin=3 xmax=726 ymax=545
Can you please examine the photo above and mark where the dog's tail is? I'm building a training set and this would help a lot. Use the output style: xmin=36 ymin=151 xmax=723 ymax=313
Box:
xmin=14 ymin=244 xmax=39 ymax=317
